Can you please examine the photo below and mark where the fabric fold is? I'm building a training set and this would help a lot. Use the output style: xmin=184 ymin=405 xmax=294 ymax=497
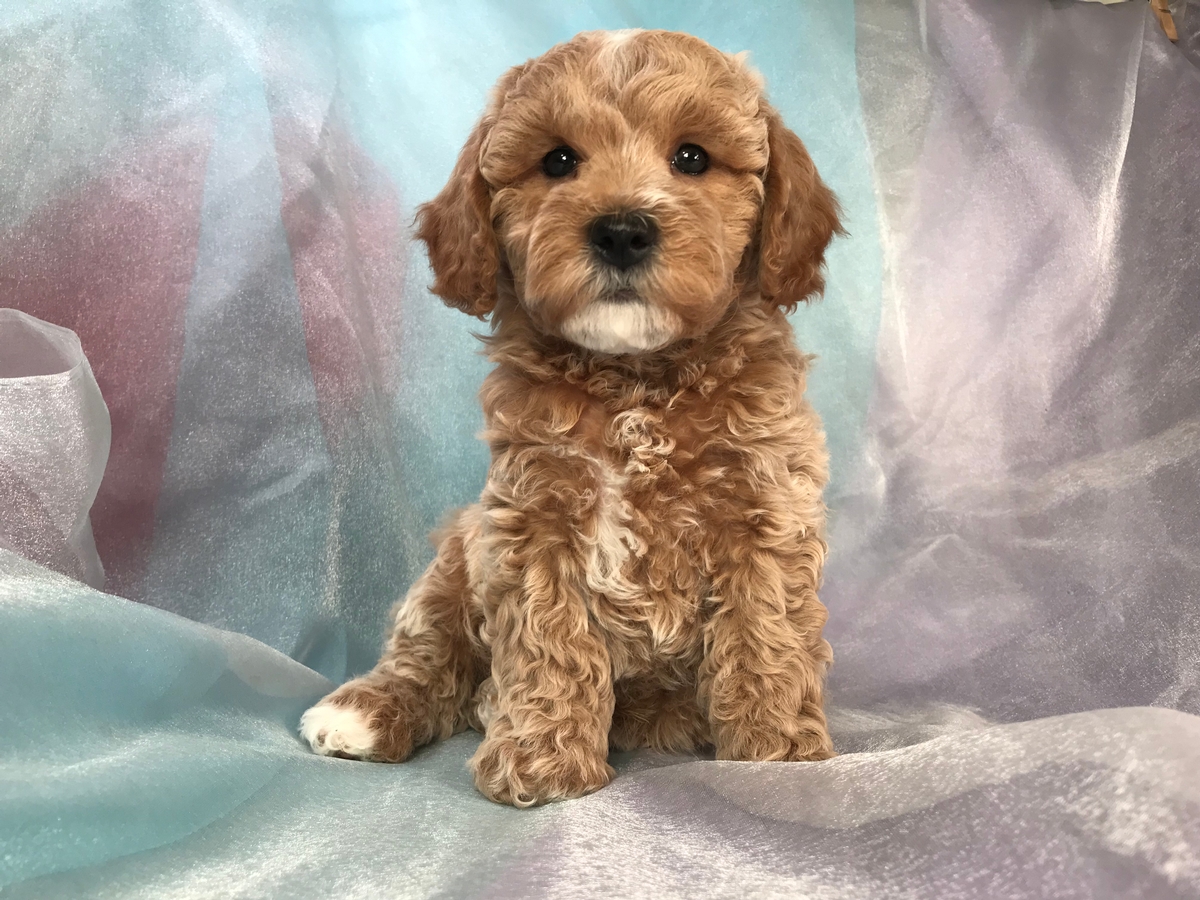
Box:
xmin=0 ymin=309 xmax=110 ymax=588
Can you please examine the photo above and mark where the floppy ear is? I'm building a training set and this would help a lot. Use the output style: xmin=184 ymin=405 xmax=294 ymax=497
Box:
xmin=757 ymin=110 xmax=843 ymax=312
xmin=415 ymin=117 xmax=499 ymax=317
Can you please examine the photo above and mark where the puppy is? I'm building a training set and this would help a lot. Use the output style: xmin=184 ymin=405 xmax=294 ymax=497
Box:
xmin=300 ymin=29 xmax=842 ymax=807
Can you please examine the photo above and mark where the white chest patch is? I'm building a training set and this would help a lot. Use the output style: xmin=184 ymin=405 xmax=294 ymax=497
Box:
xmin=584 ymin=459 xmax=646 ymax=600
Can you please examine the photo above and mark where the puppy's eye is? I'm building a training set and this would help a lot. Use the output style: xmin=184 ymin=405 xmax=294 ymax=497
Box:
xmin=672 ymin=144 xmax=709 ymax=175
xmin=542 ymin=146 xmax=579 ymax=178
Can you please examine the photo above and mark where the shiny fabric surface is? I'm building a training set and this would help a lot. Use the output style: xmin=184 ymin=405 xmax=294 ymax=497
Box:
xmin=840 ymin=0 xmax=1200 ymax=721
xmin=2 ymin=0 xmax=1199 ymax=897
xmin=0 ymin=310 xmax=109 ymax=588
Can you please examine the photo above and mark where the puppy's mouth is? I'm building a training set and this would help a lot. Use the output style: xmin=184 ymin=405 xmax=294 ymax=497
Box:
xmin=606 ymin=287 xmax=642 ymax=305
xmin=559 ymin=294 xmax=683 ymax=355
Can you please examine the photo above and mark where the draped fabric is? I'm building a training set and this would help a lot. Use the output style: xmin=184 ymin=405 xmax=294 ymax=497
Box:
xmin=2 ymin=1 xmax=1198 ymax=896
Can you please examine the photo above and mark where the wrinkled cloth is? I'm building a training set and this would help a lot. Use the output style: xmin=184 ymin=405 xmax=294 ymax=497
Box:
xmin=2 ymin=0 xmax=1200 ymax=897
xmin=0 ymin=310 xmax=109 ymax=588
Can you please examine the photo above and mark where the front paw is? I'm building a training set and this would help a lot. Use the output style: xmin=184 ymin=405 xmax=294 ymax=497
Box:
xmin=716 ymin=721 xmax=835 ymax=762
xmin=470 ymin=735 xmax=614 ymax=807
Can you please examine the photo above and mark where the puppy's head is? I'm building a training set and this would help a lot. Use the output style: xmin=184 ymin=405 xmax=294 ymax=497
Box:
xmin=417 ymin=30 xmax=840 ymax=355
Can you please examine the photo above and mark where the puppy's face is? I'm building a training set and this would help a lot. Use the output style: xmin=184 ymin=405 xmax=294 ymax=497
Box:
xmin=418 ymin=30 xmax=840 ymax=355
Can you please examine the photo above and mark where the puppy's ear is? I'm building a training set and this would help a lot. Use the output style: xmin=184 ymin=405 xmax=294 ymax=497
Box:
xmin=757 ymin=110 xmax=843 ymax=312
xmin=415 ymin=115 xmax=499 ymax=317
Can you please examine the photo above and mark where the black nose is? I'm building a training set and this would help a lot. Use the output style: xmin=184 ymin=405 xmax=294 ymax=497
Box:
xmin=588 ymin=212 xmax=658 ymax=270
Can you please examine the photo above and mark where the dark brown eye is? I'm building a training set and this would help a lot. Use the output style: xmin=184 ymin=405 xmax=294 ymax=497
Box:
xmin=542 ymin=146 xmax=579 ymax=178
xmin=672 ymin=144 xmax=709 ymax=175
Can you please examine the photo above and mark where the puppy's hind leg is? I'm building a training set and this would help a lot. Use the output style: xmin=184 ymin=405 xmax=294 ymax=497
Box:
xmin=300 ymin=507 xmax=486 ymax=762
xmin=609 ymin=679 xmax=712 ymax=753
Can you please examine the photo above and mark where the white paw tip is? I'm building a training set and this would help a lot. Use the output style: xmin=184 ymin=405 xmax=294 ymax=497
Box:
xmin=299 ymin=702 xmax=377 ymax=759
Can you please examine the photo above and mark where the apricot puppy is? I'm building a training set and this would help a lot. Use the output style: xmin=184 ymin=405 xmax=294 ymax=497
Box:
xmin=301 ymin=29 xmax=842 ymax=807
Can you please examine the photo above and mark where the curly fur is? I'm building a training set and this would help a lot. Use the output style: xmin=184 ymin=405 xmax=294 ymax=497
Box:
xmin=301 ymin=29 xmax=843 ymax=807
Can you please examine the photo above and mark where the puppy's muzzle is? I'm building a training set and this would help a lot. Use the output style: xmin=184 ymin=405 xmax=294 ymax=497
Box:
xmin=588 ymin=211 xmax=658 ymax=272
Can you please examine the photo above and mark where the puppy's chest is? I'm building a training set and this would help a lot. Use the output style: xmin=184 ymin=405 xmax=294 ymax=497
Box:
xmin=579 ymin=406 xmax=720 ymax=670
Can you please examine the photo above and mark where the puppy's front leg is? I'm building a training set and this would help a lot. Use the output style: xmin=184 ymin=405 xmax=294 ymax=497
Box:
xmin=700 ymin=530 xmax=835 ymax=763
xmin=471 ymin=564 xmax=615 ymax=806
xmin=469 ymin=458 xmax=616 ymax=807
